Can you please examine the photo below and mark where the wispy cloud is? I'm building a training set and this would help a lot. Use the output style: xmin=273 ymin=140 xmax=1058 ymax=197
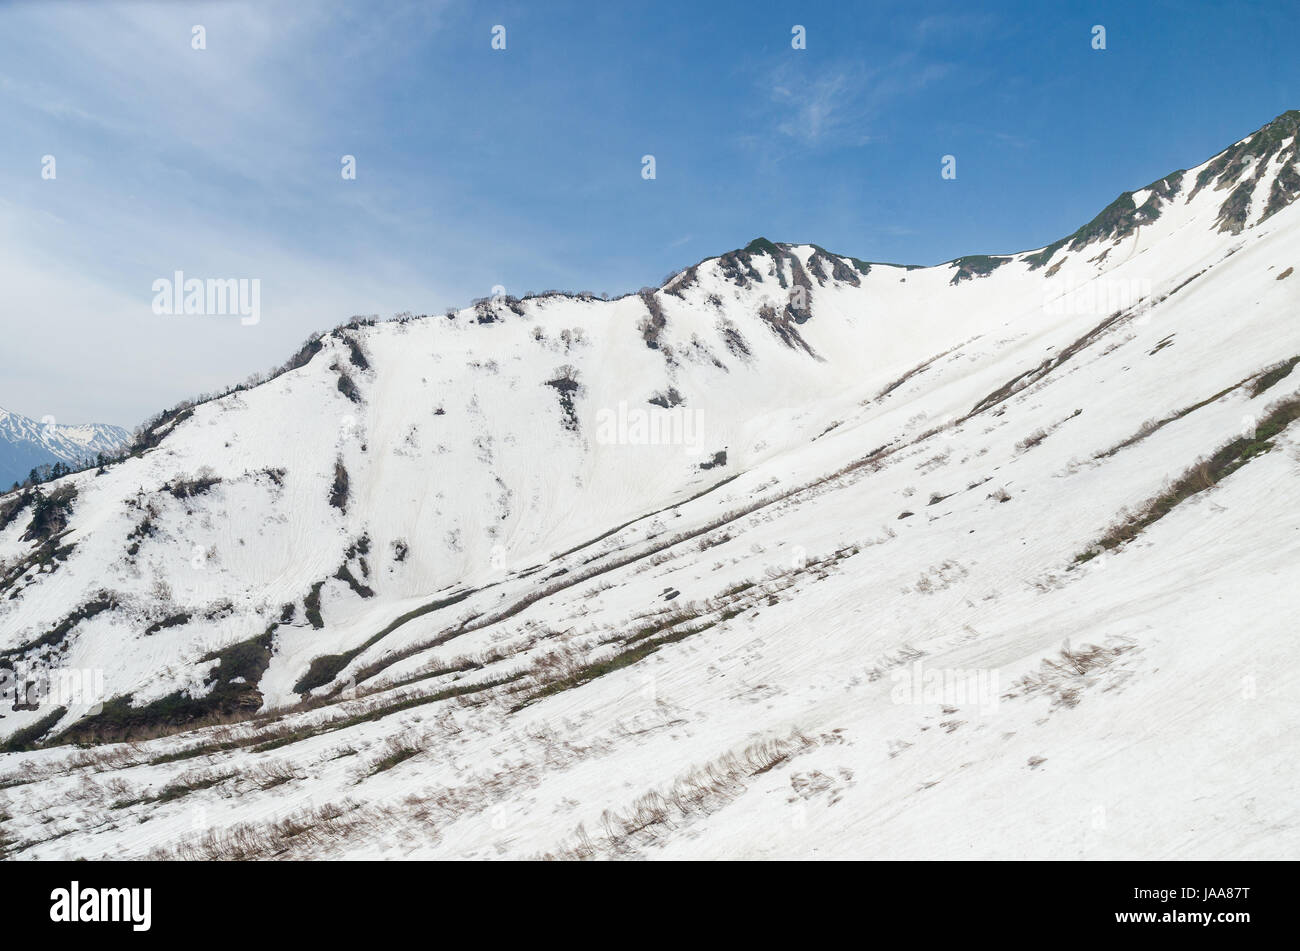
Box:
xmin=771 ymin=69 xmax=857 ymax=145
xmin=761 ymin=53 xmax=954 ymax=150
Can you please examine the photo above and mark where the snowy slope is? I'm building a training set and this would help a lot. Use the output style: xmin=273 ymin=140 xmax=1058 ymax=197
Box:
xmin=1 ymin=111 xmax=1298 ymax=860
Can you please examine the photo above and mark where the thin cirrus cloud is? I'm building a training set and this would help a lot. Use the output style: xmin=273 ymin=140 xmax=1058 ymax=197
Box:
xmin=754 ymin=7 xmax=988 ymax=152
xmin=772 ymin=69 xmax=858 ymax=145
xmin=765 ymin=55 xmax=956 ymax=149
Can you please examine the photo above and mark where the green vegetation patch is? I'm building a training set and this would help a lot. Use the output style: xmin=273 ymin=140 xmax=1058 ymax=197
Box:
xmin=57 ymin=627 xmax=275 ymax=745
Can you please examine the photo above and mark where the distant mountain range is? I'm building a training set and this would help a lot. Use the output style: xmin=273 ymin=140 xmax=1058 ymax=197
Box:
xmin=0 ymin=405 xmax=130 ymax=489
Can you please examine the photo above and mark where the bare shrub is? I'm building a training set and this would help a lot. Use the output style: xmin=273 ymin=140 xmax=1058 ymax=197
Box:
xmin=537 ymin=729 xmax=816 ymax=860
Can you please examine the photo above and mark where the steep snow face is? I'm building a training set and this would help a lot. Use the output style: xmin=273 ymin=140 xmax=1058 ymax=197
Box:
xmin=0 ymin=407 xmax=129 ymax=488
xmin=1 ymin=114 xmax=1299 ymax=860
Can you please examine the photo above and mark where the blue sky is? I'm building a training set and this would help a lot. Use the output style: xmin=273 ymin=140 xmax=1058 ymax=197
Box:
xmin=2 ymin=0 xmax=1298 ymax=427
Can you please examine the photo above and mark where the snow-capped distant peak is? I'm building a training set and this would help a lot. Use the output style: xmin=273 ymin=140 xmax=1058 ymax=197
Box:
xmin=0 ymin=404 xmax=130 ymax=487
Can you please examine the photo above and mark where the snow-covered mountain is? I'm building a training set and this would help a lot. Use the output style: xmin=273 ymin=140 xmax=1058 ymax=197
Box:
xmin=0 ymin=406 xmax=129 ymax=490
xmin=1 ymin=111 xmax=1298 ymax=860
